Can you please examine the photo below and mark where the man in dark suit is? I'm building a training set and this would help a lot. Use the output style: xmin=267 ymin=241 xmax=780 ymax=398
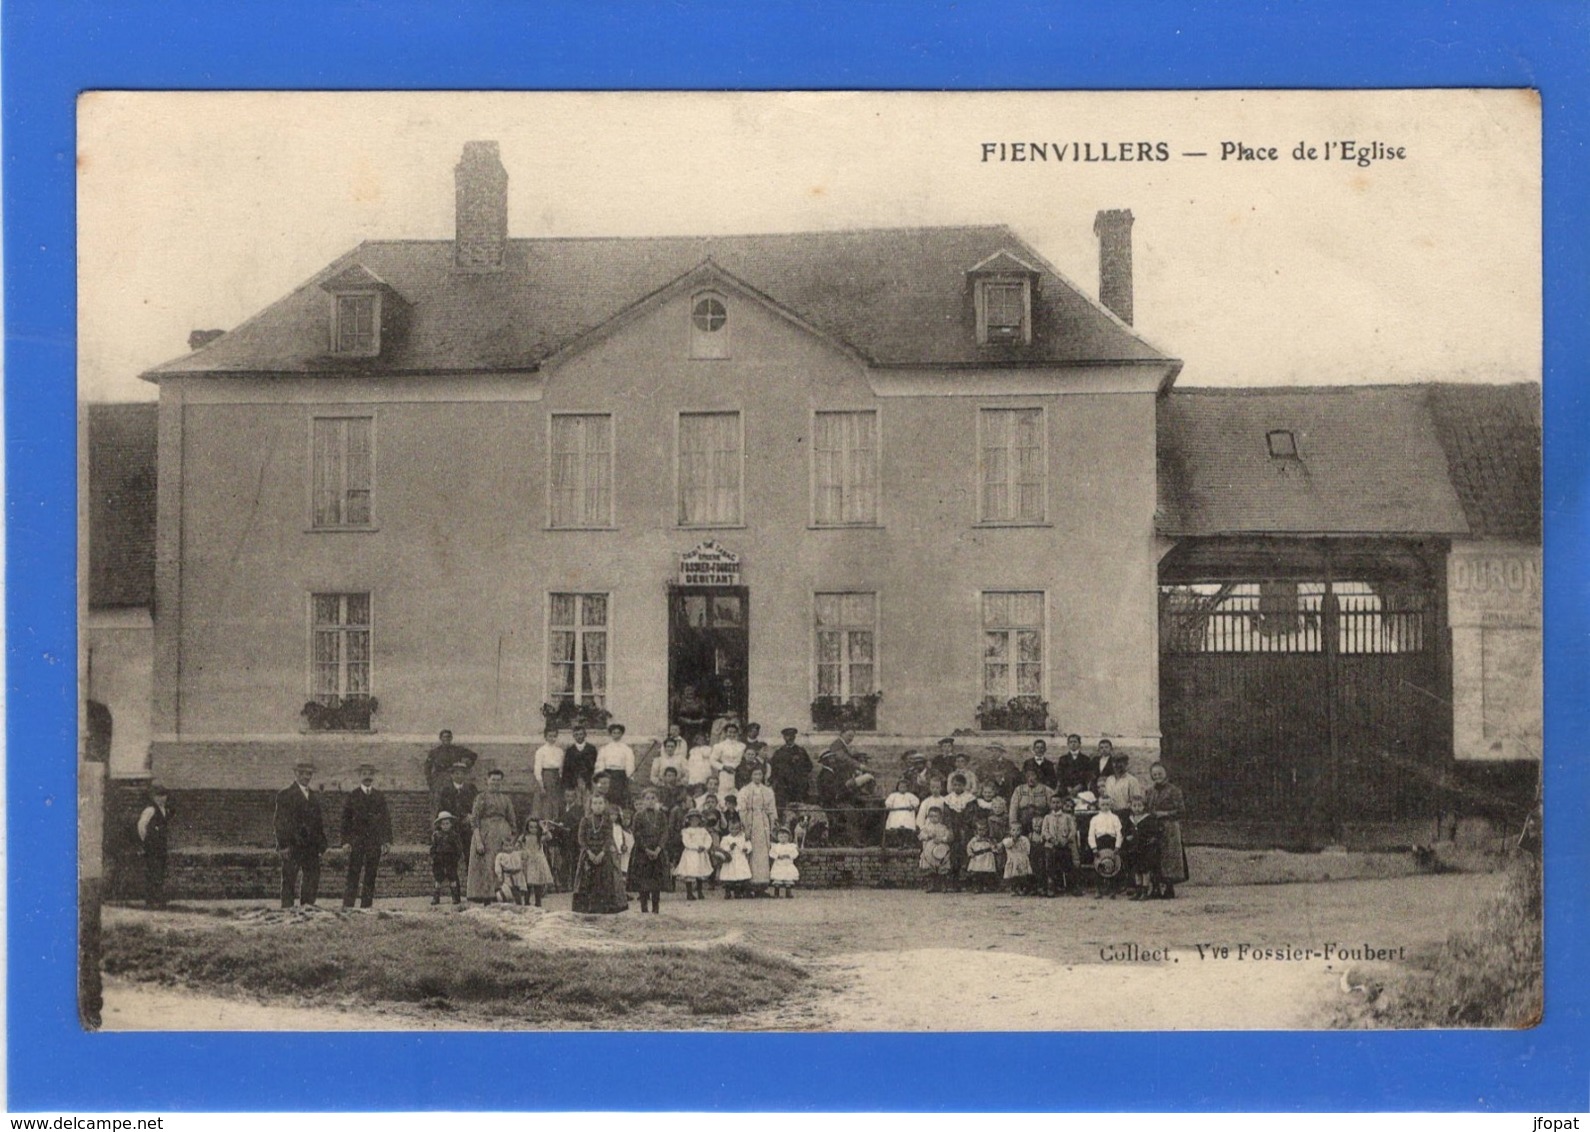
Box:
xmin=563 ymin=726 xmax=599 ymax=803
xmin=1021 ymin=739 xmax=1059 ymax=791
xmin=434 ymin=760 xmax=479 ymax=850
xmin=274 ymin=760 xmax=328 ymax=907
xmin=1055 ymin=733 xmax=1093 ymax=797
xmin=340 ymin=762 xmax=393 ymax=908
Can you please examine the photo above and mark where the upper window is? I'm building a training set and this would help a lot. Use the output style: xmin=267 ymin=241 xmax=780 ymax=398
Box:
xmin=812 ymin=410 xmax=879 ymax=526
xmin=690 ymin=292 xmax=730 ymax=359
xmin=678 ymin=411 xmax=743 ymax=526
xmin=978 ymin=407 xmax=1045 ymax=524
xmin=976 ymin=278 xmax=1032 ymax=345
xmin=1267 ymin=429 xmax=1299 ymax=459
xmin=311 ymin=592 xmax=372 ymax=710
xmin=311 ymin=416 xmax=374 ymax=528
xmin=549 ymin=413 xmax=614 ymax=528
xmin=333 ymin=293 xmax=379 ymax=356
xmin=982 ymin=591 xmax=1044 ymax=703
xmin=548 ymin=592 xmax=608 ymax=708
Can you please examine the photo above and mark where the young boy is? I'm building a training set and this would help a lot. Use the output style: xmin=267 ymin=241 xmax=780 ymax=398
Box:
xmin=429 ymin=811 xmax=463 ymax=905
xmin=1123 ymin=795 xmax=1163 ymax=900
xmin=1087 ymin=796 xmax=1125 ymax=899
xmin=1040 ymin=794 xmax=1082 ymax=896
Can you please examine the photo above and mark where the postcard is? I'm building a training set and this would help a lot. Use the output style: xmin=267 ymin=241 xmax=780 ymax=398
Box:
xmin=76 ymin=89 xmax=1541 ymax=1034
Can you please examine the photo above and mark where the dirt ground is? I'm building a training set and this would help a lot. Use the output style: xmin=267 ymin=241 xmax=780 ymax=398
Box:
xmin=100 ymin=871 xmax=1501 ymax=1031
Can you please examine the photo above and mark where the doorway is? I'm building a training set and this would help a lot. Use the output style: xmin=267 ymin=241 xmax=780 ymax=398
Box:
xmin=668 ymin=586 xmax=749 ymax=730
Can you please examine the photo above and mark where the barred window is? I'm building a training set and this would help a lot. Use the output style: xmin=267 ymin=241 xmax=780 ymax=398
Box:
xmin=311 ymin=593 xmax=371 ymax=707
xmin=549 ymin=593 xmax=608 ymax=707
xmin=678 ymin=411 xmax=742 ymax=526
xmin=311 ymin=416 xmax=373 ymax=528
xmin=979 ymin=407 xmax=1045 ymax=523
xmin=816 ymin=592 xmax=877 ymax=701
xmin=982 ymin=591 xmax=1044 ymax=701
xmin=549 ymin=414 xmax=614 ymax=528
xmin=813 ymin=411 xmax=879 ymax=526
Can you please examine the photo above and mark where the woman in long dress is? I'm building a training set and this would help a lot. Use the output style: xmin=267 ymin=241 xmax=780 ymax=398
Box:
xmin=738 ymin=765 xmax=778 ymax=893
xmin=1146 ymin=761 xmax=1189 ymax=898
xmin=467 ymin=769 xmax=518 ymax=903
xmin=572 ymin=794 xmax=628 ymax=914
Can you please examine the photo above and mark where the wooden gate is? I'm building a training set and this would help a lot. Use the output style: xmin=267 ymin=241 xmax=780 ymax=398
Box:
xmin=1159 ymin=575 xmax=1445 ymax=835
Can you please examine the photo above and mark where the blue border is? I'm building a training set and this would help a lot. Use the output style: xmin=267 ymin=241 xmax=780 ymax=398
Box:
xmin=8 ymin=0 xmax=1587 ymax=1113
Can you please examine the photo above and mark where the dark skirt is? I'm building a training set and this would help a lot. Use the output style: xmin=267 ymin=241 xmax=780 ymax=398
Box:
xmin=572 ymin=849 xmax=628 ymax=914
xmin=627 ymin=845 xmax=670 ymax=892
xmin=1158 ymin=819 xmax=1190 ymax=883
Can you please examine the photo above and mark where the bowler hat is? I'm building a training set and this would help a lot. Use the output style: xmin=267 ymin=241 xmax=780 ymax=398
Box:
xmin=780 ymin=727 xmax=799 ymax=737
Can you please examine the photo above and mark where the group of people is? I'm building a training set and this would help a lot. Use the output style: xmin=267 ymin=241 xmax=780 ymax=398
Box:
xmin=130 ymin=718 xmax=1186 ymax=915
xmin=422 ymin=720 xmax=809 ymax=913
xmin=896 ymin=737 xmax=1189 ymax=899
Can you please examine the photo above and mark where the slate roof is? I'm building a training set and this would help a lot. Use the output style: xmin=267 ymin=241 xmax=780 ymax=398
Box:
xmin=1426 ymin=382 xmax=1542 ymax=541
xmin=86 ymin=402 xmax=158 ymax=608
xmin=1157 ymin=383 xmax=1541 ymax=540
xmin=143 ymin=226 xmax=1172 ymax=379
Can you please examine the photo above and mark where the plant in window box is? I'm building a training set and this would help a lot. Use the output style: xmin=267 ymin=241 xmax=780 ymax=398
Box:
xmin=810 ymin=690 xmax=882 ymax=731
xmin=541 ymin=701 xmax=612 ymax=731
xmin=976 ymin=695 xmax=1049 ymax=732
xmin=301 ymin=695 xmax=379 ymax=733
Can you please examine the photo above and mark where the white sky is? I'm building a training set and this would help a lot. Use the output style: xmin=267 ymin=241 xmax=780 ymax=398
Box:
xmin=78 ymin=90 xmax=1541 ymax=401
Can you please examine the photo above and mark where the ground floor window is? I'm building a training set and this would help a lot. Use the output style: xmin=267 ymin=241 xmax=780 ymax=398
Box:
xmin=549 ymin=592 xmax=609 ymax=711
xmin=308 ymin=592 xmax=373 ymax=730
xmin=980 ymin=590 xmax=1045 ymax=729
xmin=813 ymin=591 xmax=879 ymax=729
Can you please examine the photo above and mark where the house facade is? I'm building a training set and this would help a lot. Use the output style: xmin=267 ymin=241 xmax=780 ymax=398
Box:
xmin=122 ymin=141 xmax=1539 ymax=850
xmin=144 ymin=142 xmax=1178 ymax=802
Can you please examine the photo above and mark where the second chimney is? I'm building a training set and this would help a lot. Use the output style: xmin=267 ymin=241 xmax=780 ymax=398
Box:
xmin=455 ymin=141 xmax=508 ymax=272
xmin=1093 ymin=208 xmax=1134 ymax=325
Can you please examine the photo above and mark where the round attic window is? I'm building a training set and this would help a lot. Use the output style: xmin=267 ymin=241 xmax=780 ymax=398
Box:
xmin=692 ymin=296 xmax=727 ymax=332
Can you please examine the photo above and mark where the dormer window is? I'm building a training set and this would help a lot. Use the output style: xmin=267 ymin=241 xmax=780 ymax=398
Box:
xmin=967 ymin=250 xmax=1039 ymax=346
xmin=320 ymin=263 xmax=401 ymax=359
xmin=690 ymin=291 xmax=730 ymax=359
xmin=334 ymin=293 xmax=379 ymax=356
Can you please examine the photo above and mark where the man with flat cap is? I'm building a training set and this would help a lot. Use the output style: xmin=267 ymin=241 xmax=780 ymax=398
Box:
xmin=929 ymin=737 xmax=958 ymax=784
xmin=769 ymin=726 xmax=812 ymax=810
xmin=274 ymin=760 xmax=327 ymax=908
xmin=341 ymin=762 xmax=393 ymax=909
xmin=434 ymin=760 xmax=479 ymax=851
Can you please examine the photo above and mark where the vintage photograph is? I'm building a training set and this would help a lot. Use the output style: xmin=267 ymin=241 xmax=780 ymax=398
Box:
xmin=77 ymin=90 xmax=1542 ymax=1032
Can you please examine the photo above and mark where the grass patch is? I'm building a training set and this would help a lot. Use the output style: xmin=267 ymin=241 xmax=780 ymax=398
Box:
xmin=1349 ymin=856 xmax=1542 ymax=1028
xmin=103 ymin=913 xmax=808 ymax=1025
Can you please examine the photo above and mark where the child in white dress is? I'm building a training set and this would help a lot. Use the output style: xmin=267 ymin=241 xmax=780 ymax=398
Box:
xmin=673 ymin=811 xmax=714 ymax=901
xmin=1002 ymin=825 xmax=1034 ymax=895
xmin=519 ymin=818 xmax=557 ymax=907
xmin=717 ymin=817 xmax=753 ymax=899
xmin=965 ymin=816 xmax=999 ymax=893
xmin=494 ymin=834 xmax=529 ymax=905
xmin=768 ymin=826 xmax=800 ymax=898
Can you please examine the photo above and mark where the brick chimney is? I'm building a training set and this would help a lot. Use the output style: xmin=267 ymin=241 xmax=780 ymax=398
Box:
xmin=188 ymin=329 xmax=224 ymax=351
xmin=454 ymin=141 xmax=508 ymax=272
xmin=1093 ymin=208 xmax=1134 ymax=325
